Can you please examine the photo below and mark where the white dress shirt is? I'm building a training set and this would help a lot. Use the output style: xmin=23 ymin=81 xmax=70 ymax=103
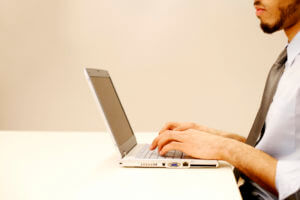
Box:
xmin=255 ymin=31 xmax=300 ymax=200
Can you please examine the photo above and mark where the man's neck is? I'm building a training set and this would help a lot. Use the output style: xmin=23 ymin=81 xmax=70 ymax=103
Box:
xmin=284 ymin=20 xmax=300 ymax=42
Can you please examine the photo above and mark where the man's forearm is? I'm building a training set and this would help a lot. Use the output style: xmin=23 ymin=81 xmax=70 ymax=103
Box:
xmin=220 ymin=138 xmax=278 ymax=195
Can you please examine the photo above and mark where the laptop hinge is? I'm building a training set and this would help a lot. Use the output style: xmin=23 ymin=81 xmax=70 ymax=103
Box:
xmin=122 ymin=143 xmax=137 ymax=158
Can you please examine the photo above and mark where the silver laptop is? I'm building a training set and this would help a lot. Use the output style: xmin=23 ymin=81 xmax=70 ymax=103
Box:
xmin=84 ymin=68 xmax=219 ymax=168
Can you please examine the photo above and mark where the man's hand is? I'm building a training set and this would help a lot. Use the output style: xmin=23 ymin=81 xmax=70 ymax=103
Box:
xmin=151 ymin=124 xmax=278 ymax=195
xmin=159 ymin=121 xmax=246 ymax=143
xmin=159 ymin=122 xmax=200 ymax=134
xmin=150 ymin=129 xmax=227 ymax=160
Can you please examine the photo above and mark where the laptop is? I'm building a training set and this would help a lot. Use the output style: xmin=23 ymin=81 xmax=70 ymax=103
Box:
xmin=84 ymin=68 xmax=219 ymax=168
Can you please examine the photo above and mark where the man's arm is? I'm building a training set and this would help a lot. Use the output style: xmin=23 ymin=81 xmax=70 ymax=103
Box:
xmin=150 ymin=129 xmax=277 ymax=195
xmin=222 ymin=138 xmax=278 ymax=195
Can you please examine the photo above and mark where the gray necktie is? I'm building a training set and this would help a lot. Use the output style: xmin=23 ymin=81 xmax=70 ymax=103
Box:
xmin=246 ymin=48 xmax=287 ymax=146
xmin=234 ymin=48 xmax=287 ymax=180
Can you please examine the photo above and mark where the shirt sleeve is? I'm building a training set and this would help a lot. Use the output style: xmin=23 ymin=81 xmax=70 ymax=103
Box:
xmin=276 ymin=160 xmax=300 ymax=200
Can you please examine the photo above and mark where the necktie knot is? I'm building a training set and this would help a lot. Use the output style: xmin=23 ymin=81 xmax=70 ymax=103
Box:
xmin=275 ymin=47 xmax=287 ymax=66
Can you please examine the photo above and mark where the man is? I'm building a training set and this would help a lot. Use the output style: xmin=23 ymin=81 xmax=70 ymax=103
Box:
xmin=150 ymin=0 xmax=300 ymax=199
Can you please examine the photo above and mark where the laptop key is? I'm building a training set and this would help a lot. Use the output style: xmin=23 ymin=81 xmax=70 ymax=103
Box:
xmin=150 ymin=152 xmax=159 ymax=159
xmin=169 ymin=150 xmax=176 ymax=158
xmin=145 ymin=150 xmax=153 ymax=159
xmin=174 ymin=151 xmax=183 ymax=159
xmin=136 ymin=145 xmax=149 ymax=158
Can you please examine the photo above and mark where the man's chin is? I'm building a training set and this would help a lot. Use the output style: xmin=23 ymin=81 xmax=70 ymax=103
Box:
xmin=260 ymin=22 xmax=281 ymax=34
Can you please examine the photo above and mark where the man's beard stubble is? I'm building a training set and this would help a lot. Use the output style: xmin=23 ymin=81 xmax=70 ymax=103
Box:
xmin=260 ymin=10 xmax=284 ymax=33
xmin=260 ymin=1 xmax=300 ymax=34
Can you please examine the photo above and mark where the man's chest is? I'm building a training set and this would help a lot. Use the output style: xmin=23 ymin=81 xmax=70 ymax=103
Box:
xmin=256 ymin=60 xmax=300 ymax=159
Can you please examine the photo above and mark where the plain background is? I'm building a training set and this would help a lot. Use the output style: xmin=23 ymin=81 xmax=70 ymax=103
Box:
xmin=0 ymin=0 xmax=286 ymax=137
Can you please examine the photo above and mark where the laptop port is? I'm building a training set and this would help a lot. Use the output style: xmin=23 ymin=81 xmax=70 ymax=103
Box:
xmin=162 ymin=163 xmax=165 ymax=166
xmin=190 ymin=164 xmax=217 ymax=167
xmin=168 ymin=162 xmax=180 ymax=167
xmin=183 ymin=162 xmax=189 ymax=167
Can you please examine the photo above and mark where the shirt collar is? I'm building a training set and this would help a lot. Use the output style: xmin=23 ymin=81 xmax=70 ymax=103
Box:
xmin=286 ymin=31 xmax=300 ymax=68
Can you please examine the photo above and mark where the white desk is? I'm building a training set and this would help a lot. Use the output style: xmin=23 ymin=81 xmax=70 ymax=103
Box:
xmin=0 ymin=131 xmax=242 ymax=200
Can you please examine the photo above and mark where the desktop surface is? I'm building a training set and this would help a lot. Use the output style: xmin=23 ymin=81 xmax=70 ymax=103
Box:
xmin=0 ymin=131 xmax=242 ymax=200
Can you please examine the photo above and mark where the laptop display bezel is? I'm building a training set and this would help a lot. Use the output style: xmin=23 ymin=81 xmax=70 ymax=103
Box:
xmin=84 ymin=68 xmax=137 ymax=158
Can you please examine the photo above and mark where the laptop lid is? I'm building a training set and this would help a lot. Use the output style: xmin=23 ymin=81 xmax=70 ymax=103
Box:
xmin=84 ymin=68 xmax=137 ymax=158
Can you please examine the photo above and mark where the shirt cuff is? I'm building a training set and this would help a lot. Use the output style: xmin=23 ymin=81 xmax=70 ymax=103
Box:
xmin=276 ymin=160 xmax=300 ymax=200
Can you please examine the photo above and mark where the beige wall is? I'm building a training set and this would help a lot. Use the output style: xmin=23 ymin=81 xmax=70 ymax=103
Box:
xmin=0 ymin=0 xmax=286 ymax=137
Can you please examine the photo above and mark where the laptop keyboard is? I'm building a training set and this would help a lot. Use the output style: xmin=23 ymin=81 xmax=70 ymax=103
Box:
xmin=135 ymin=144 xmax=184 ymax=159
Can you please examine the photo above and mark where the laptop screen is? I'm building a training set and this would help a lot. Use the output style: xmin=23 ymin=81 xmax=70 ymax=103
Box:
xmin=89 ymin=75 xmax=134 ymax=147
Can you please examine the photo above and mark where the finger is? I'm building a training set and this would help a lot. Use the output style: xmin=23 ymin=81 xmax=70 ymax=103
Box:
xmin=150 ymin=132 xmax=167 ymax=150
xmin=159 ymin=122 xmax=178 ymax=135
xmin=157 ymin=131 xmax=183 ymax=151
xmin=173 ymin=126 xmax=186 ymax=131
xmin=159 ymin=141 xmax=184 ymax=155
xmin=150 ymin=135 xmax=160 ymax=150
xmin=159 ymin=123 xmax=175 ymax=135
xmin=152 ymin=123 xmax=175 ymax=150
xmin=150 ymin=130 xmax=182 ymax=150
xmin=173 ymin=122 xmax=195 ymax=132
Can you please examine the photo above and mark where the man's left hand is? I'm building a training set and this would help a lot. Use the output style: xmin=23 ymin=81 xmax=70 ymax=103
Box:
xmin=150 ymin=129 xmax=228 ymax=160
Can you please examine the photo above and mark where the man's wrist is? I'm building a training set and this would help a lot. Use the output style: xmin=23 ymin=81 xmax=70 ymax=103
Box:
xmin=217 ymin=137 xmax=239 ymax=162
